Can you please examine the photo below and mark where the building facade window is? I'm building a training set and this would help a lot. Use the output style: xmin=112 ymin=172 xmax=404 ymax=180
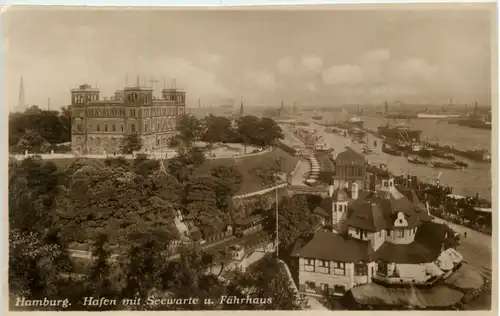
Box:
xmin=144 ymin=124 xmax=148 ymax=132
xmin=131 ymin=124 xmax=136 ymax=133
xmin=76 ymin=123 xmax=82 ymax=132
xmin=354 ymin=263 xmax=367 ymax=276
xmin=317 ymin=260 xmax=330 ymax=274
xmin=121 ymin=125 xmax=124 ymax=132
xmin=397 ymin=229 xmax=404 ymax=238
xmin=96 ymin=124 xmax=101 ymax=132
xmin=304 ymin=258 xmax=315 ymax=272
xmin=104 ymin=124 xmax=108 ymax=132
xmin=333 ymin=262 xmax=346 ymax=276
xmin=112 ymin=124 xmax=116 ymax=132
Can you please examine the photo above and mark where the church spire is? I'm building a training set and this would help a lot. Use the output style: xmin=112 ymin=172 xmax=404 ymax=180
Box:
xmin=239 ymin=96 xmax=244 ymax=117
xmin=18 ymin=76 xmax=25 ymax=110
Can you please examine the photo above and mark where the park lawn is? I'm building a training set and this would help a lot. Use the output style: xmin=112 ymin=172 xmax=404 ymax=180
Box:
xmin=188 ymin=148 xmax=298 ymax=195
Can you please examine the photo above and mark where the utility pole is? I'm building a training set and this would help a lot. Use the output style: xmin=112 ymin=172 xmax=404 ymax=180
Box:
xmin=275 ymin=187 xmax=279 ymax=258
xmin=47 ymin=98 xmax=51 ymax=111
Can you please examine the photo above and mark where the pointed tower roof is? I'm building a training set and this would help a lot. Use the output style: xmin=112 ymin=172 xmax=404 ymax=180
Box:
xmin=18 ymin=76 xmax=25 ymax=109
xmin=239 ymin=97 xmax=244 ymax=117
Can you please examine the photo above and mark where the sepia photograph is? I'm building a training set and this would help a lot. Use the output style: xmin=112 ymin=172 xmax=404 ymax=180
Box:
xmin=3 ymin=3 xmax=496 ymax=312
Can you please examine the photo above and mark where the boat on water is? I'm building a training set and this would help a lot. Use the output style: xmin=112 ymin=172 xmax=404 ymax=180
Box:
xmin=431 ymin=161 xmax=462 ymax=170
xmin=416 ymin=113 xmax=461 ymax=119
xmin=408 ymin=156 xmax=428 ymax=165
xmin=433 ymin=151 xmax=456 ymax=160
xmin=382 ymin=144 xmax=402 ymax=156
xmin=377 ymin=122 xmax=422 ymax=142
xmin=363 ymin=145 xmax=374 ymax=154
xmin=448 ymin=117 xmax=492 ymax=130
xmin=453 ymin=161 xmax=469 ymax=168
xmin=335 ymin=116 xmax=364 ymax=130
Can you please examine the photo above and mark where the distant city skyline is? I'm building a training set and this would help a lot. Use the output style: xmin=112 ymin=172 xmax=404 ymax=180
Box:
xmin=2 ymin=5 xmax=494 ymax=111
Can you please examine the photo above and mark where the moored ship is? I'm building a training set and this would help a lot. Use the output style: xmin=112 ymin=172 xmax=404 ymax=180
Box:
xmin=431 ymin=161 xmax=462 ymax=170
xmin=335 ymin=116 xmax=364 ymax=130
xmin=408 ymin=156 xmax=428 ymax=165
xmin=377 ymin=122 xmax=422 ymax=142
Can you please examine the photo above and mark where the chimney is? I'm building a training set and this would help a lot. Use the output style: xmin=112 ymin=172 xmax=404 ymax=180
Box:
xmin=351 ymin=182 xmax=359 ymax=200
xmin=328 ymin=185 xmax=334 ymax=197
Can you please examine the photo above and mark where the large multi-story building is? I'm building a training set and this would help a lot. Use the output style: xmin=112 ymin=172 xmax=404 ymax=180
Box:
xmin=70 ymin=83 xmax=186 ymax=154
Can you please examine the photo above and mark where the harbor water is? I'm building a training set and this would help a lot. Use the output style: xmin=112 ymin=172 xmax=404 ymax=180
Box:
xmin=361 ymin=116 xmax=491 ymax=152
xmin=308 ymin=119 xmax=492 ymax=200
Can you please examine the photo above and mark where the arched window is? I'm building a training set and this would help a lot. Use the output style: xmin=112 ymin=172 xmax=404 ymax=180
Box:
xmin=104 ymin=125 xmax=108 ymax=132
xmin=120 ymin=125 xmax=124 ymax=132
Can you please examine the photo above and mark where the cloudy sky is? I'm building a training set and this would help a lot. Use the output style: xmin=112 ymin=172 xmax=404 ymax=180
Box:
xmin=2 ymin=5 xmax=494 ymax=111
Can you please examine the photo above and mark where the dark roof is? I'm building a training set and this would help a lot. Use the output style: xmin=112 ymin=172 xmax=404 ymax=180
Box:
xmin=332 ymin=187 xmax=350 ymax=202
xmin=292 ymin=230 xmax=370 ymax=262
xmin=349 ymin=283 xmax=464 ymax=307
xmin=313 ymin=197 xmax=332 ymax=217
xmin=345 ymin=201 xmax=390 ymax=232
xmin=372 ymin=222 xmax=451 ymax=264
xmin=372 ymin=242 xmax=437 ymax=264
xmin=335 ymin=148 xmax=365 ymax=165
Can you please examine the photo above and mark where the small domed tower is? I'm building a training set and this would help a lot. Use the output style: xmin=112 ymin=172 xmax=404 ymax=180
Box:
xmin=331 ymin=186 xmax=349 ymax=232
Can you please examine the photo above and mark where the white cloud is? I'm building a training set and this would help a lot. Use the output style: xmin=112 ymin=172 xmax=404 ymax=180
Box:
xmin=277 ymin=57 xmax=294 ymax=74
xmin=395 ymin=58 xmax=439 ymax=79
xmin=322 ymin=64 xmax=364 ymax=85
xmin=362 ymin=49 xmax=390 ymax=64
xmin=247 ymin=71 xmax=277 ymax=91
xmin=305 ymin=83 xmax=317 ymax=92
xmin=199 ymin=53 xmax=222 ymax=66
xmin=301 ymin=55 xmax=323 ymax=72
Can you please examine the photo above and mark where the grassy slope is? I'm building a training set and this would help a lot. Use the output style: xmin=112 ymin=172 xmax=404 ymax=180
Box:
xmin=186 ymin=148 xmax=298 ymax=195
xmin=48 ymin=148 xmax=298 ymax=195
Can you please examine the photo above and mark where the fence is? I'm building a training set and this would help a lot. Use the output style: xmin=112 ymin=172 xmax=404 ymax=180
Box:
xmin=232 ymin=182 xmax=288 ymax=200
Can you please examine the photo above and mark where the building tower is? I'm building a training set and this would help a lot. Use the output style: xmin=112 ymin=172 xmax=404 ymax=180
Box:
xmin=18 ymin=76 xmax=25 ymax=110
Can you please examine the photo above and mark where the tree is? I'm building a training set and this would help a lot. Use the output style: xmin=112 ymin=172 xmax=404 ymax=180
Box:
xmin=224 ymin=254 xmax=309 ymax=310
xmin=255 ymin=117 xmax=284 ymax=147
xmin=54 ymin=163 xmax=179 ymax=245
xmin=177 ymin=114 xmax=203 ymax=144
xmin=265 ymin=195 xmax=315 ymax=252
xmin=85 ymin=234 xmax=116 ymax=303
xmin=210 ymin=165 xmax=243 ymax=211
xmin=167 ymin=146 xmax=206 ymax=183
xmin=235 ymin=115 xmax=260 ymax=153
xmin=202 ymin=115 xmax=235 ymax=145
xmin=9 ymin=107 xmax=71 ymax=147
xmin=14 ymin=129 xmax=51 ymax=153
xmin=184 ymin=176 xmax=226 ymax=237
xmin=120 ymin=133 xmax=142 ymax=154
xmin=9 ymin=230 xmax=65 ymax=300
xmin=9 ymin=156 xmax=61 ymax=232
